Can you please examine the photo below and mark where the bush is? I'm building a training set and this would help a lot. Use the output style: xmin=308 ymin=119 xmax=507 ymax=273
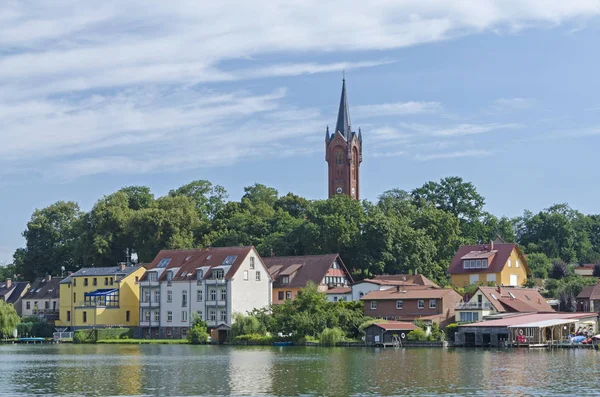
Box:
xmin=319 ymin=327 xmax=344 ymax=346
xmin=73 ymin=329 xmax=95 ymax=343
xmin=407 ymin=329 xmax=427 ymax=341
xmin=188 ymin=325 xmax=209 ymax=344
xmin=234 ymin=333 xmax=274 ymax=345
xmin=445 ymin=324 xmax=458 ymax=342
xmin=230 ymin=313 xmax=265 ymax=340
xmin=16 ymin=317 xmax=53 ymax=338
xmin=96 ymin=328 xmax=132 ymax=340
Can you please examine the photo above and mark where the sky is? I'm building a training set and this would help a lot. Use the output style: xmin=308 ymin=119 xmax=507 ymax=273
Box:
xmin=2 ymin=0 xmax=600 ymax=264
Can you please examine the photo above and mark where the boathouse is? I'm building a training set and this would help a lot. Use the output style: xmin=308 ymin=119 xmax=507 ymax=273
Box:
xmin=364 ymin=321 xmax=419 ymax=346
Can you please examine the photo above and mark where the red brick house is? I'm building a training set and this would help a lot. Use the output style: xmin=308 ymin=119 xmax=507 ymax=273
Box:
xmin=360 ymin=287 xmax=463 ymax=327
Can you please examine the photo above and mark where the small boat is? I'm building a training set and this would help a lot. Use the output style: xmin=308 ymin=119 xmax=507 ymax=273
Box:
xmin=273 ymin=341 xmax=293 ymax=347
xmin=17 ymin=337 xmax=45 ymax=343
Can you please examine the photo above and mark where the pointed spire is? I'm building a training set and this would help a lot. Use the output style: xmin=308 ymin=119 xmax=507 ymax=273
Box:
xmin=358 ymin=127 xmax=362 ymax=142
xmin=335 ymin=75 xmax=351 ymax=139
xmin=325 ymin=125 xmax=330 ymax=141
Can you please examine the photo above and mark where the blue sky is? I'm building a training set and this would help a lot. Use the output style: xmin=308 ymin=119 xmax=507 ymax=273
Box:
xmin=2 ymin=1 xmax=600 ymax=264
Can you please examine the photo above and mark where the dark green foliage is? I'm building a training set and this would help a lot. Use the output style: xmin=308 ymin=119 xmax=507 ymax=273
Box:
xmin=407 ymin=329 xmax=427 ymax=341
xmin=233 ymin=334 xmax=274 ymax=345
xmin=550 ymin=260 xmax=569 ymax=280
xmin=16 ymin=317 xmax=53 ymax=337
xmin=445 ymin=324 xmax=458 ymax=342
xmin=319 ymin=327 xmax=344 ymax=346
xmin=72 ymin=328 xmax=132 ymax=343
xmin=593 ymin=264 xmax=600 ymax=278
xmin=73 ymin=329 xmax=95 ymax=343
xmin=188 ymin=314 xmax=209 ymax=344
xmin=0 ymin=300 xmax=20 ymax=337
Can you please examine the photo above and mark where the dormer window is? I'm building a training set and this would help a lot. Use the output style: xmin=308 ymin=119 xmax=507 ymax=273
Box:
xmin=148 ymin=272 xmax=157 ymax=282
xmin=282 ymin=276 xmax=289 ymax=284
xmin=482 ymin=259 xmax=488 ymax=268
xmin=167 ymin=271 xmax=173 ymax=282
xmin=214 ymin=269 xmax=224 ymax=280
xmin=197 ymin=270 xmax=204 ymax=280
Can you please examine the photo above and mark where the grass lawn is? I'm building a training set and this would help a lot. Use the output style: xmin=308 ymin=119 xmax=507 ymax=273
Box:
xmin=96 ymin=339 xmax=189 ymax=344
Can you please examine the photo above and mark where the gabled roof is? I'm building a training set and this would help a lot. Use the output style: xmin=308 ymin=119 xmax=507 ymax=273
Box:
xmin=22 ymin=277 xmax=63 ymax=300
xmin=1 ymin=281 xmax=29 ymax=304
xmin=448 ymin=243 xmax=528 ymax=275
xmin=476 ymin=287 xmax=554 ymax=313
xmin=369 ymin=322 xmax=419 ymax=332
xmin=365 ymin=274 xmax=440 ymax=288
xmin=360 ymin=288 xmax=459 ymax=301
xmin=263 ymin=254 xmax=353 ymax=289
xmin=143 ymin=246 xmax=264 ymax=282
xmin=325 ymin=287 xmax=351 ymax=294
xmin=61 ymin=265 xmax=141 ymax=284
xmin=577 ymin=282 xmax=600 ymax=300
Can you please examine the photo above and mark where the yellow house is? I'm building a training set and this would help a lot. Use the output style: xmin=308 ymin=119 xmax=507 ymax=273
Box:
xmin=56 ymin=264 xmax=145 ymax=329
xmin=448 ymin=242 xmax=529 ymax=287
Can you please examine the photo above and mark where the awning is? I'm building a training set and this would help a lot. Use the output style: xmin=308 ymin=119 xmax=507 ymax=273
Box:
xmin=582 ymin=321 xmax=596 ymax=325
xmin=85 ymin=289 xmax=118 ymax=297
xmin=507 ymin=319 xmax=579 ymax=329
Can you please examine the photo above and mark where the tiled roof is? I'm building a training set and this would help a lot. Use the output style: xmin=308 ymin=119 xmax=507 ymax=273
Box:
xmin=371 ymin=322 xmax=419 ymax=331
xmin=22 ymin=277 xmax=63 ymax=300
xmin=477 ymin=287 xmax=554 ymax=313
xmin=448 ymin=243 xmax=527 ymax=275
xmin=263 ymin=254 xmax=353 ymax=289
xmin=61 ymin=265 xmax=141 ymax=284
xmin=459 ymin=312 xmax=596 ymax=328
xmin=1 ymin=282 xmax=30 ymax=304
xmin=143 ymin=246 xmax=261 ymax=282
xmin=577 ymin=283 xmax=600 ymax=300
xmin=367 ymin=274 xmax=439 ymax=287
xmin=360 ymin=288 xmax=458 ymax=301
xmin=325 ymin=287 xmax=351 ymax=294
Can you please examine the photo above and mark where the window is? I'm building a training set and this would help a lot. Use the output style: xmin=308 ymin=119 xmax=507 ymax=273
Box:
xmin=110 ymin=278 xmax=114 ymax=286
xmin=105 ymin=277 xmax=108 ymax=286
xmin=145 ymin=310 xmax=150 ymax=322
xmin=482 ymin=259 xmax=488 ymax=268
xmin=196 ymin=270 xmax=203 ymax=281
xmin=166 ymin=328 xmax=172 ymax=336
xmin=93 ymin=278 xmax=97 ymax=286
xmin=220 ymin=289 xmax=227 ymax=301
xmin=396 ymin=300 xmax=403 ymax=310
xmin=154 ymin=311 xmax=159 ymax=322
xmin=167 ymin=290 xmax=172 ymax=303
xmin=126 ymin=311 xmax=130 ymax=322
xmin=73 ymin=279 xmax=76 ymax=287
xmin=459 ymin=312 xmax=479 ymax=323
xmin=255 ymin=271 xmax=261 ymax=281
xmin=153 ymin=290 xmax=160 ymax=303
xmin=210 ymin=289 xmax=216 ymax=301
xmin=429 ymin=300 xmax=436 ymax=309
xmin=476 ymin=260 xmax=481 ymax=268
xmin=286 ymin=291 xmax=292 ymax=300
xmin=210 ymin=310 xmax=216 ymax=321
xmin=282 ymin=276 xmax=289 ymax=284
xmin=359 ymin=292 xmax=364 ymax=298
xmin=144 ymin=289 xmax=150 ymax=303
xmin=157 ymin=258 xmax=171 ymax=268
xmin=196 ymin=310 xmax=203 ymax=320
xmin=182 ymin=311 xmax=188 ymax=322
xmin=182 ymin=290 xmax=188 ymax=307
xmin=83 ymin=311 xmax=87 ymax=323
xmin=335 ymin=148 xmax=344 ymax=164
xmin=250 ymin=257 xmax=255 ymax=269
xmin=167 ymin=311 xmax=172 ymax=322
xmin=135 ymin=276 xmax=139 ymax=283
xmin=222 ymin=255 xmax=237 ymax=265
xmin=470 ymin=260 xmax=475 ymax=269
xmin=516 ymin=260 xmax=520 ymax=268
xmin=67 ymin=311 xmax=71 ymax=322
xmin=197 ymin=289 xmax=203 ymax=302
xmin=370 ymin=301 xmax=377 ymax=310
xmin=508 ymin=259 xmax=512 ymax=268
xmin=45 ymin=301 xmax=49 ymax=309
xmin=244 ymin=270 xmax=248 ymax=281
xmin=182 ymin=328 xmax=188 ymax=339
xmin=463 ymin=260 xmax=468 ymax=269
xmin=418 ymin=300 xmax=425 ymax=309
xmin=84 ymin=278 xmax=88 ymax=286
xmin=26 ymin=302 xmax=30 ymax=310
xmin=73 ymin=293 xmax=76 ymax=303
xmin=278 ymin=291 xmax=284 ymax=300
xmin=220 ymin=310 xmax=227 ymax=322
xmin=167 ymin=271 xmax=173 ymax=281
xmin=334 ymin=297 xmax=338 ymax=302
xmin=148 ymin=272 xmax=158 ymax=281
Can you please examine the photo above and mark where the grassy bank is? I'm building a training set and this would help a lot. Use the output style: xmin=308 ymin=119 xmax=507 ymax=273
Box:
xmin=96 ymin=339 xmax=189 ymax=344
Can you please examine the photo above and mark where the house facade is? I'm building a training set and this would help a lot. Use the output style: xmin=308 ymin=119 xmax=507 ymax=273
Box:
xmin=448 ymin=241 xmax=529 ymax=287
xmin=576 ymin=282 xmax=600 ymax=313
xmin=0 ymin=279 xmax=30 ymax=316
xmin=363 ymin=321 xmax=419 ymax=346
xmin=360 ymin=286 xmax=463 ymax=327
xmin=56 ymin=264 xmax=145 ymax=330
xmin=351 ymin=274 xmax=439 ymax=302
xmin=21 ymin=275 xmax=63 ymax=322
xmin=139 ymin=246 xmax=272 ymax=340
xmin=263 ymin=254 xmax=353 ymax=304
xmin=455 ymin=286 xmax=554 ymax=324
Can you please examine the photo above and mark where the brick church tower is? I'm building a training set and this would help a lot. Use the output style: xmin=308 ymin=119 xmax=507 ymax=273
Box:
xmin=325 ymin=77 xmax=362 ymax=199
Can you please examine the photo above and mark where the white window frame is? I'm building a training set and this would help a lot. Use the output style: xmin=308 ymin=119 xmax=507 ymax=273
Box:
xmin=482 ymin=259 xmax=488 ymax=268
xmin=282 ymin=276 xmax=289 ymax=284
xmin=182 ymin=311 xmax=188 ymax=322
xmin=210 ymin=289 xmax=216 ymax=301
xmin=153 ymin=311 xmax=159 ymax=322
xmin=167 ymin=290 xmax=172 ymax=303
xmin=210 ymin=310 xmax=216 ymax=321
xmin=167 ymin=311 xmax=172 ymax=322
xmin=370 ymin=301 xmax=377 ymax=310
xmin=250 ymin=257 xmax=255 ymax=269
xmin=516 ymin=260 xmax=520 ymax=268
xmin=463 ymin=260 xmax=468 ymax=269
xmin=476 ymin=260 xmax=482 ymax=268
xmin=418 ymin=300 xmax=425 ymax=309
xmin=396 ymin=300 xmax=403 ymax=310
xmin=243 ymin=270 xmax=248 ymax=281
xmin=197 ymin=289 xmax=203 ymax=302
xmin=220 ymin=289 xmax=227 ymax=301
xmin=508 ymin=259 xmax=512 ymax=268
xmin=255 ymin=271 xmax=261 ymax=281
xmin=429 ymin=299 xmax=436 ymax=309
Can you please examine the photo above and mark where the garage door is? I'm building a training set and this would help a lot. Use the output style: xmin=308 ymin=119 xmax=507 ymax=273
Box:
xmin=509 ymin=274 xmax=518 ymax=286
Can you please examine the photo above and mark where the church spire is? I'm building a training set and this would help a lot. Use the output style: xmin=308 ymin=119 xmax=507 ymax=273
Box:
xmin=335 ymin=75 xmax=351 ymax=138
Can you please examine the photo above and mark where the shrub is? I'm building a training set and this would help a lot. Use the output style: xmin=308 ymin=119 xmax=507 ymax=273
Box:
xmin=73 ymin=330 xmax=95 ymax=343
xmin=230 ymin=313 xmax=265 ymax=340
xmin=407 ymin=329 xmax=427 ymax=341
xmin=188 ymin=325 xmax=209 ymax=344
xmin=319 ymin=327 xmax=344 ymax=346
xmin=96 ymin=328 xmax=132 ymax=340
xmin=234 ymin=333 xmax=274 ymax=345
xmin=445 ymin=324 xmax=458 ymax=342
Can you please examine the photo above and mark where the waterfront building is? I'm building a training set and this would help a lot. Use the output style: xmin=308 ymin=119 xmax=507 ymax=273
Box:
xmin=263 ymin=254 xmax=353 ymax=303
xmin=351 ymin=274 xmax=440 ymax=302
xmin=139 ymin=246 xmax=272 ymax=341
xmin=455 ymin=312 xmax=598 ymax=347
xmin=325 ymin=77 xmax=362 ymax=200
xmin=360 ymin=286 xmax=463 ymax=327
xmin=56 ymin=264 xmax=145 ymax=330
xmin=0 ymin=279 xmax=30 ymax=316
xmin=448 ymin=241 xmax=530 ymax=287
xmin=21 ymin=275 xmax=63 ymax=323
xmin=576 ymin=282 xmax=600 ymax=312
xmin=363 ymin=321 xmax=419 ymax=346
xmin=455 ymin=286 xmax=554 ymax=324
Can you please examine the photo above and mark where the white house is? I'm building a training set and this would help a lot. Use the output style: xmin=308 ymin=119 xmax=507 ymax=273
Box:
xmin=21 ymin=275 xmax=63 ymax=320
xmin=139 ymin=246 xmax=272 ymax=341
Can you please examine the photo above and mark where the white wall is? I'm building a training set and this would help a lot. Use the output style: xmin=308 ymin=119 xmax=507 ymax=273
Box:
xmin=326 ymin=293 xmax=352 ymax=302
xmin=21 ymin=298 xmax=59 ymax=317
xmin=230 ymin=248 xmax=272 ymax=318
xmin=351 ymin=282 xmax=380 ymax=301
xmin=159 ymin=279 xmax=193 ymax=328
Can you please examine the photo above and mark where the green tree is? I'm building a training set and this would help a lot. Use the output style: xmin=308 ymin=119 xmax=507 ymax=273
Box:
xmin=0 ymin=300 xmax=20 ymax=338
xmin=527 ymin=252 xmax=552 ymax=279
xmin=169 ymin=180 xmax=228 ymax=220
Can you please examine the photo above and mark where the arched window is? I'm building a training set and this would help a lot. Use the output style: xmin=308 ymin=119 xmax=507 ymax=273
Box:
xmin=335 ymin=149 xmax=344 ymax=165
xmin=359 ymin=292 xmax=364 ymax=298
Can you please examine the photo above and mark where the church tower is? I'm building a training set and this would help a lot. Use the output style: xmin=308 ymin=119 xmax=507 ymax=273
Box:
xmin=325 ymin=77 xmax=362 ymax=199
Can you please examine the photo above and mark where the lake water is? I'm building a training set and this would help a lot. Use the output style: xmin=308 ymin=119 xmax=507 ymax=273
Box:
xmin=1 ymin=344 xmax=599 ymax=396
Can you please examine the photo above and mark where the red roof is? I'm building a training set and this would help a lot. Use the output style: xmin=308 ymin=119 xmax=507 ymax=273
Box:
xmin=326 ymin=287 xmax=351 ymax=294
xmin=477 ymin=287 xmax=554 ymax=313
xmin=361 ymin=274 xmax=440 ymax=288
xmin=360 ymin=288 xmax=460 ymax=301
xmin=448 ymin=243 xmax=528 ymax=275
xmin=577 ymin=282 xmax=600 ymax=300
xmin=459 ymin=312 xmax=596 ymax=328
xmin=263 ymin=254 xmax=353 ymax=289
xmin=372 ymin=322 xmax=419 ymax=331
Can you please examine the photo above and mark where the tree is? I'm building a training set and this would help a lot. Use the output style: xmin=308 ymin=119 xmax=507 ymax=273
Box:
xmin=593 ymin=264 xmax=600 ymax=278
xmin=117 ymin=186 xmax=155 ymax=210
xmin=0 ymin=300 xmax=20 ymax=338
xmin=527 ymin=252 xmax=552 ymax=279
xmin=242 ymin=183 xmax=278 ymax=207
xmin=188 ymin=314 xmax=209 ymax=344
xmin=169 ymin=180 xmax=228 ymax=220
xmin=550 ymin=260 xmax=569 ymax=280
xmin=18 ymin=201 xmax=83 ymax=279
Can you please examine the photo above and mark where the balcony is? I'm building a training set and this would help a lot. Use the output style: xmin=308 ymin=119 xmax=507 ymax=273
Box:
xmin=139 ymin=320 xmax=160 ymax=327
xmin=139 ymin=280 xmax=159 ymax=287
xmin=140 ymin=301 xmax=160 ymax=308
xmin=456 ymin=302 xmax=494 ymax=310
xmin=205 ymin=279 xmax=226 ymax=285
xmin=205 ymin=300 xmax=226 ymax=307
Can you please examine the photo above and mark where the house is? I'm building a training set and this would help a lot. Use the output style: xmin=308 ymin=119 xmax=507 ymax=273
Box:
xmin=574 ymin=264 xmax=598 ymax=277
xmin=455 ymin=312 xmax=598 ymax=347
xmin=56 ymin=264 xmax=146 ymax=330
xmin=139 ymin=246 xmax=272 ymax=341
xmin=363 ymin=321 xmax=419 ymax=346
xmin=0 ymin=279 xmax=30 ymax=316
xmin=263 ymin=254 xmax=353 ymax=303
xmin=21 ymin=275 xmax=63 ymax=322
xmin=360 ymin=286 xmax=463 ymax=327
xmin=576 ymin=282 xmax=600 ymax=313
xmin=351 ymin=274 xmax=439 ymax=301
xmin=455 ymin=286 xmax=554 ymax=324
xmin=448 ymin=241 xmax=530 ymax=287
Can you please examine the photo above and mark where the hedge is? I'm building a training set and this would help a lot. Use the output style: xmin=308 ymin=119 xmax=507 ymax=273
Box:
xmin=73 ymin=328 xmax=132 ymax=343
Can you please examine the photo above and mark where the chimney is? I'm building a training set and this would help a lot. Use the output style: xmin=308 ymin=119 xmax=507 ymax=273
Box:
xmin=497 ymin=286 xmax=501 ymax=294
xmin=489 ymin=240 xmax=494 ymax=251
xmin=68 ymin=271 xmax=73 ymax=276
xmin=119 ymin=262 xmax=126 ymax=271
xmin=45 ymin=274 xmax=52 ymax=282
xmin=5 ymin=279 xmax=12 ymax=289
xmin=396 ymin=285 xmax=400 ymax=292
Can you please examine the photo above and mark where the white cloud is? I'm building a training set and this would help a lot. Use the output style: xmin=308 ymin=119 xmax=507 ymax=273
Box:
xmin=415 ymin=149 xmax=492 ymax=161
xmin=400 ymin=122 xmax=521 ymax=137
xmin=354 ymin=101 xmax=442 ymax=117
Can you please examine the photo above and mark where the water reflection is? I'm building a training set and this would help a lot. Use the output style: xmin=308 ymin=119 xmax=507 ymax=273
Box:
xmin=1 ymin=345 xmax=600 ymax=396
